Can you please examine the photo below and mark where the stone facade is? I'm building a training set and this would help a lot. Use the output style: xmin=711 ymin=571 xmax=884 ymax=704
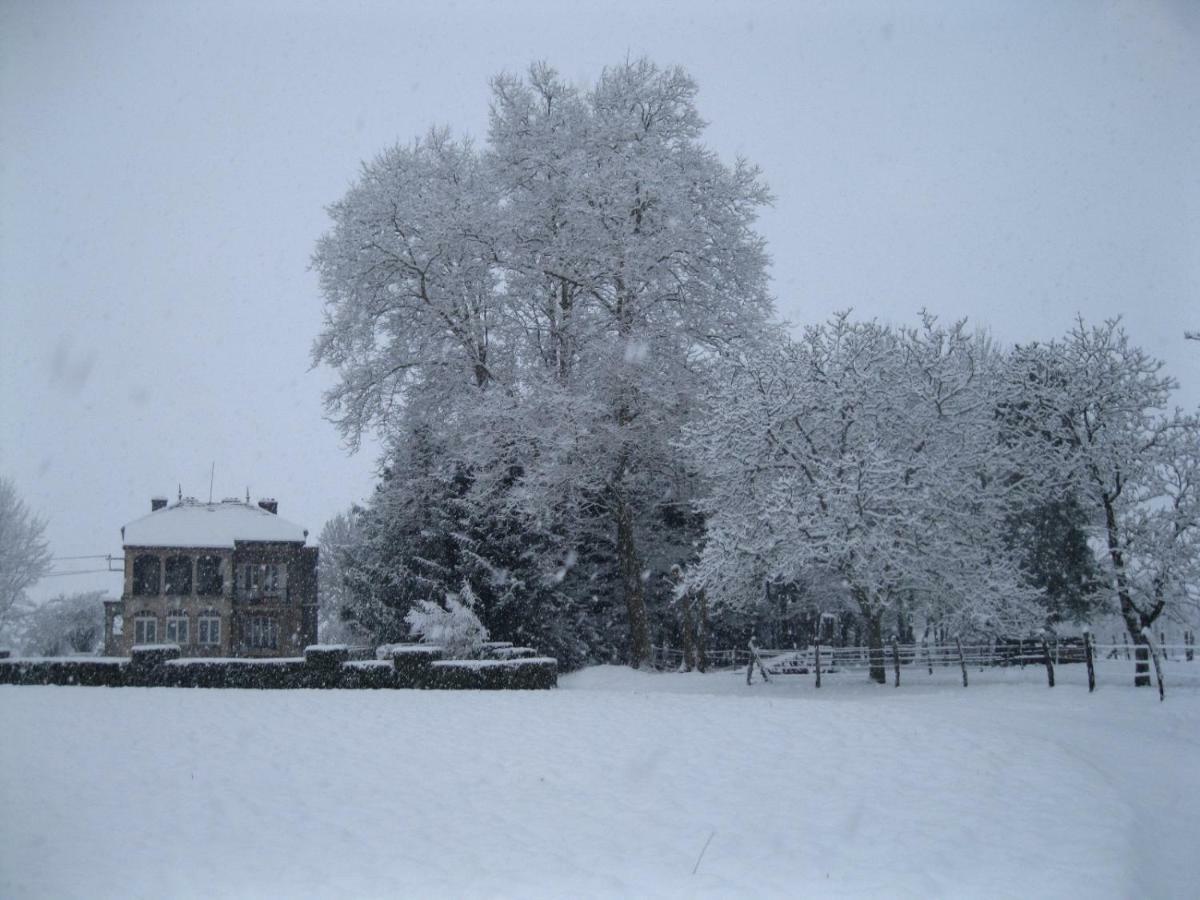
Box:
xmin=103 ymin=500 xmax=318 ymax=658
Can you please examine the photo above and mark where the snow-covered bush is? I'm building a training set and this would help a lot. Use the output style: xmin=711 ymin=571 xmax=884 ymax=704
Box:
xmin=405 ymin=583 xmax=489 ymax=659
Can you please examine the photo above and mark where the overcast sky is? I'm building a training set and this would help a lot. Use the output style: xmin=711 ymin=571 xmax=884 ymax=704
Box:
xmin=2 ymin=0 xmax=1198 ymax=602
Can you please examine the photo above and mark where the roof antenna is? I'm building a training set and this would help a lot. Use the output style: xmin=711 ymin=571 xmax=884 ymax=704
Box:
xmin=209 ymin=462 xmax=215 ymax=503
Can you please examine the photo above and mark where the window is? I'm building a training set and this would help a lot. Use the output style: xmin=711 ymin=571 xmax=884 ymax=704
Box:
xmin=198 ymin=615 xmax=221 ymax=646
xmin=263 ymin=563 xmax=286 ymax=595
xmin=164 ymin=556 xmax=193 ymax=595
xmin=196 ymin=555 xmax=223 ymax=596
xmin=132 ymin=555 xmax=161 ymax=596
xmin=134 ymin=615 xmax=158 ymax=644
xmin=166 ymin=615 xmax=189 ymax=644
xmin=239 ymin=563 xmax=287 ymax=600
xmin=241 ymin=563 xmax=260 ymax=597
xmin=248 ymin=616 xmax=278 ymax=650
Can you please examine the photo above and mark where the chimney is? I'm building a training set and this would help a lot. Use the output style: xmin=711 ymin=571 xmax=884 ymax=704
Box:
xmin=258 ymin=498 xmax=278 ymax=515
xmin=151 ymin=497 xmax=168 ymax=512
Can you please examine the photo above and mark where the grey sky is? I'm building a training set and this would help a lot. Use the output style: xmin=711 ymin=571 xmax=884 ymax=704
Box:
xmin=2 ymin=0 xmax=1197 ymax=602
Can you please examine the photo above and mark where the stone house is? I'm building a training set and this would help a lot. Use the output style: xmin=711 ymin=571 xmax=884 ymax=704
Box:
xmin=103 ymin=496 xmax=318 ymax=658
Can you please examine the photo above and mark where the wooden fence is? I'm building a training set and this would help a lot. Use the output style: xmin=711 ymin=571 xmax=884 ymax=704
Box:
xmin=653 ymin=629 xmax=1199 ymax=701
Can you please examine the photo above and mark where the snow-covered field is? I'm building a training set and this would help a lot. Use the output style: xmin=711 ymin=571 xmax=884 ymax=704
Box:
xmin=2 ymin=663 xmax=1199 ymax=899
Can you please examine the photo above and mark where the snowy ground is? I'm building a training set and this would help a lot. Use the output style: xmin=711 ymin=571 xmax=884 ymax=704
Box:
xmin=2 ymin=662 xmax=1198 ymax=899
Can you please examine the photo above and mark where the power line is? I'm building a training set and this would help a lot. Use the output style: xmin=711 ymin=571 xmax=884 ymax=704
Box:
xmin=42 ymin=568 xmax=121 ymax=578
xmin=50 ymin=554 xmax=120 ymax=562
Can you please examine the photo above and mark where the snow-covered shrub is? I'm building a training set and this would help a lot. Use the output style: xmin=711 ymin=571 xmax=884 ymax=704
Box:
xmin=405 ymin=583 xmax=489 ymax=659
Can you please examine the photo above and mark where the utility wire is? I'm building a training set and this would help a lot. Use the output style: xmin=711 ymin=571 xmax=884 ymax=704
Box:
xmin=42 ymin=568 xmax=121 ymax=578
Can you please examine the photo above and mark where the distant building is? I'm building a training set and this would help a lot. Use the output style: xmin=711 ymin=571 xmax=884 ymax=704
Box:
xmin=103 ymin=496 xmax=318 ymax=658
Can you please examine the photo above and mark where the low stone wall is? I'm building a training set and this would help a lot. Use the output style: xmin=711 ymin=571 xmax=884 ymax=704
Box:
xmin=0 ymin=643 xmax=557 ymax=690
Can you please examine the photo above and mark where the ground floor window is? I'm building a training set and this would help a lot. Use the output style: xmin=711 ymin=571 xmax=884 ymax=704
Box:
xmin=134 ymin=615 xmax=157 ymax=644
xmin=166 ymin=615 xmax=189 ymax=644
xmin=248 ymin=616 xmax=278 ymax=650
xmin=198 ymin=615 xmax=221 ymax=646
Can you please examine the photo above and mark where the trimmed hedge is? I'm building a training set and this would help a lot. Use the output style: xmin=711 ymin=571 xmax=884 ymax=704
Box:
xmin=488 ymin=646 xmax=537 ymax=660
xmin=0 ymin=658 xmax=128 ymax=687
xmin=380 ymin=644 xmax=445 ymax=688
xmin=304 ymin=645 xmax=350 ymax=688
xmin=0 ymin=647 xmax=556 ymax=691
xmin=431 ymin=658 xmax=558 ymax=690
xmin=340 ymin=660 xmax=401 ymax=690
xmin=160 ymin=659 xmax=309 ymax=689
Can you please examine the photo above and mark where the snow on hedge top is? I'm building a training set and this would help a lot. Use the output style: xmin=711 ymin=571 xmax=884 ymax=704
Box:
xmin=123 ymin=498 xmax=307 ymax=548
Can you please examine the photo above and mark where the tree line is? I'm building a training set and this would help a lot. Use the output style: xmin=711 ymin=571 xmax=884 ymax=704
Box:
xmin=313 ymin=59 xmax=1199 ymax=683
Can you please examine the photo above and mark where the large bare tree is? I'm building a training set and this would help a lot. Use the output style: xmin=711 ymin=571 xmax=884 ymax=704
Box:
xmin=0 ymin=477 xmax=52 ymax=646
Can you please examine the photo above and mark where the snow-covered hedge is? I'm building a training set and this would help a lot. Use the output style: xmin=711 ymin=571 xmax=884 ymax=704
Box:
xmin=431 ymin=658 xmax=558 ymax=690
xmin=130 ymin=643 xmax=182 ymax=671
xmin=0 ymin=644 xmax=556 ymax=690
xmin=0 ymin=658 xmax=128 ymax=687
xmin=159 ymin=658 xmax=309 ymax=689
xmin=339 ymin=660 xmax=400 ymax=690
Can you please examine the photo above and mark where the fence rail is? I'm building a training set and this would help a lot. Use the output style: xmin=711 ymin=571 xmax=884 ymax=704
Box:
xmin=651 ymin=635 xmax=1197 ymax=699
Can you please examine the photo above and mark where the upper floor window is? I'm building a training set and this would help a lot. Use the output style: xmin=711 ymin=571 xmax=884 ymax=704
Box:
xmin=196 ymin=555 xmax=223 ymax=596
xmin=164 ymin=556 xmax=192 ymax=595
xmin=239 ymin=563 xmax=287 ymax=600
xmin=132 ymin=555 xmax=160 ymax=596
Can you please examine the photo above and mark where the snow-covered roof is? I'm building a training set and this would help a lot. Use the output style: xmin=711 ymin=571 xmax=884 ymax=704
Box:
xmin=122 ymin=498 xmax=307 ymax=548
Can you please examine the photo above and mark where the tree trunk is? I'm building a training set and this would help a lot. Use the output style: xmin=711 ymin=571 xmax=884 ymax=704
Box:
xmin=616 ymin=492 xmax=651 ymax=668
xmin=679 ymin=592 xmax=695 ymax=672
xmin=696 ymin=589 xmax=708 ymax=673
xmin=865 ymin=612 xmax=886 ymax=685
xmin=1132 ymin=631 xmax=1152 ymax=688
xmin=1106 ymin=494 xmax=1161 ymax=687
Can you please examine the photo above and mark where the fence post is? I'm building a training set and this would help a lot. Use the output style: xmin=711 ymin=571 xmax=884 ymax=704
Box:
xmin=814 ymin=641 xmax=821 ymax=689
xmin=956 ymin=637 xmax=968 ymax=687
xmin=922 ymin=637 xmax=933 ymax=675
xmin=1187 ymin=630 xmax=1195 ymax=662
xmin=746 ymin=639 xmax=755 ymax=686
xmin=892 ymin=638 xmax=901 ymax=688
xmin=1040 ymin=635 xmax=1055 ymax=688
xmin=1141 ymin=628 xmax=1165 ymax=702
xmin=1122 ymin=631 xmax=1131 ymax=661
xmin=1083 ymin=628 xmax=1096 ymax=693
xmin=748 ymin=638 xmax=771 ymax=684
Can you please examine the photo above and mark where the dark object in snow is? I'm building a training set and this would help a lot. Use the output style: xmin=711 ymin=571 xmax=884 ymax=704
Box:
xmin=1 ymin=642 xmax=557 ymax=690
xmin=431 ymin=658 xmax=558 ymax=690
xmin=380 ymin=643 xmax=445 ymax=688
xmin=304 ymin=644 xmax=349 ymax=687
xmin=1084 ymin=630 xmax=1096 ymax=692
xmin=130 ymin=643 xmax=181 ymax=674
xmin=0 ymin=657 xmax=128 ymax=686
xmin=488 ymin=646 xmax=537 ymax=660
